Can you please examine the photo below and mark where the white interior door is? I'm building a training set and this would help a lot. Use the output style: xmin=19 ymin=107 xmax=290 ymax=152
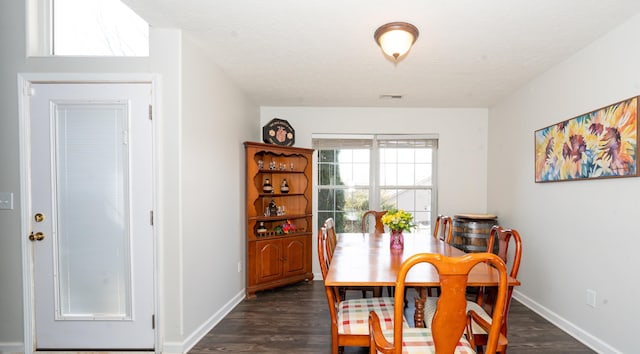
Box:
xmin=28 ymin=82 xmax=155 ymax=350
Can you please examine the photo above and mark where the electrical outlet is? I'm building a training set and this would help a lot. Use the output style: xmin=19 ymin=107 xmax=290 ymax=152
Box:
xmin=0 ymin=192 xmax=13 ymax=210
xmin=237 ymin=261 xmax=242 ymax=273
xmin=586 ymin=289 xmax=596 ymax=308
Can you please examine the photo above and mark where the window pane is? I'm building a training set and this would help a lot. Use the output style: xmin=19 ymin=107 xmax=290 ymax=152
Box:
xmin=334 ymin=212 xmax=352 ymax=233
xmin=415 ymin=163 xmax=432 ymax=186
xmin=379 ymin=189 xmax=397 ymax=210
xmin=397 ymin=149 xmax=415 ymax=163
xmin=317 ymin=189 xmax=334 ymax=211
xmin=53 ymin=0 xmax=149 ymax=56
xmin=338 ymin=149 xmax=353 ymax=163
xmin=416 ymin=190 xmax=432 ymax=212
xmin=382 ymin=148 xmax=397 ymax=163
xmin=396 ymin=189 xmax=416 ymax=211
xmin=338 ymin=163 xmax=353 ymax=186
xmin=337 ymin=188 xmax=368 ymax=232
xmin=380 ymin=164 xmax=397 ymax=186
xmin=335 ymin=189 xmax=345 ymax=211
xmin=318 ymin=163 xmax=335 ymax=186
xmin=352 ymin=163 xmax=370 ymax=186
xmin=344 ymin=189 xmax=370 ymax=213
xmin=319 ymin=149 xmax=336 ymax=163
xmin=352 ymin=149 xmax=370 ymax=163
xmin=414 ymin=211 xmax=430 ymax=231
xmin=415 ymin=148 xmax=432 ymax=163
xmin=397 ymin=164 xmax=415 ymax=185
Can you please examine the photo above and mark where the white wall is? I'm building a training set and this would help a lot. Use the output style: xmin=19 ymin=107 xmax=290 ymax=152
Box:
xmin=178 ymin=33 xmax=258 ymax=350
xmin=488 ymin=13 xmax=640 ymax=354
xmin=0 ymin=2 xmax=27 ymax=348
xmin=260 ymin=107 xmax=489 ymax=276
xmin=0 ymin=1 xmax=259 ymax=352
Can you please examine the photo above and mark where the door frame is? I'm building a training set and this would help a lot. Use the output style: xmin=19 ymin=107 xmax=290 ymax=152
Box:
xmin=17 ymin=73 xmax=161 ymax=354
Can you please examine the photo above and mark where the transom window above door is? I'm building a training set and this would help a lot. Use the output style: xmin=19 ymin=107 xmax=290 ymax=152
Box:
xmin=313 ymin=135 xmax=438 ymax=233
xmin=27 ymin=0 xmax=149 ymax=56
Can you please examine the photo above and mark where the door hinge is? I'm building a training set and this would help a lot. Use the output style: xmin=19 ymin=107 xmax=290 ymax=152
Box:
xmin=152 ymin=314 xmax=155 ymax=329
xmin=150 ymin=210 xmax=154 ymax=226
xmin=148 ymin=104 xmax=153 ymax=120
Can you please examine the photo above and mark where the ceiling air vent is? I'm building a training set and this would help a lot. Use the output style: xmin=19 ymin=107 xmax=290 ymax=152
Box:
xmin=379 ymin=94 xmax=403 ymax=100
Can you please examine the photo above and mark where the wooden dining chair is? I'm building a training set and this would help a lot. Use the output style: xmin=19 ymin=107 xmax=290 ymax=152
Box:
xmin=324 ymin=218 xmax=380 ymax=298
xmin=433 ymin=214 xmax=453 ymax=243
xmin=318 ymin=224 xmax=407 ymax=354
xmin=424 ymin=225 xmax=522 ymax=353
xmin=467 ymin=226 xmax=522 ymax=353
xmin=362 ymin=210 xmax=387 ymax=233
xmin=369 ymin=253 xmax=508 ymax=354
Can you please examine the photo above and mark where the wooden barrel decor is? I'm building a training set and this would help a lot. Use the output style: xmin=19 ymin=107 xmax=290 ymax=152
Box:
xmin=452 ymin=213 xmax=498 ymax=253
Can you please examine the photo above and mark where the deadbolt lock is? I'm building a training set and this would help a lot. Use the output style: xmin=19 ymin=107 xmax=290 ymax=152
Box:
xmin=34 ymin=213 xmax=45 ymax=223
xmin=29 ymin=232 xmax=45 ymax=241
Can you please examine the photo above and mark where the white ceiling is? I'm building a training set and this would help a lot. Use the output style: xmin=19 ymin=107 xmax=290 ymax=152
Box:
xmin=125 ymin=0 xmax=640 ymax=108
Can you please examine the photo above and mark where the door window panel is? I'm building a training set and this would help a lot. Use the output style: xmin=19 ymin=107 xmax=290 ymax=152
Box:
xmin=54 ymin=103 xmax=132 ymax=319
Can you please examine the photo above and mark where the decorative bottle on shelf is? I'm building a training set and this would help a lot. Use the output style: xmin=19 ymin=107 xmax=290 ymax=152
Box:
xmin=280 ymin=179 xmax=289 ymax=193
xmin=257 ymin=222 xmax=267 ymax=235
xmin=263 ymin=178 xmax=273 ymax=193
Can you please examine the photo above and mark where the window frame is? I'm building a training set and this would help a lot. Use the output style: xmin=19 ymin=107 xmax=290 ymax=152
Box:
xmin=313 ymin=134 xmax=438 ymax=233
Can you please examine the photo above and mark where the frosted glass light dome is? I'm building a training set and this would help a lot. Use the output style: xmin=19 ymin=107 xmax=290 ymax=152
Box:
xmin=374 ymin=22 xmax=419 ymax=61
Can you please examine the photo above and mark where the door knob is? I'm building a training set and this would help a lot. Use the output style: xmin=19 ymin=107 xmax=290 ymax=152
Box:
xmin=29 ymin=232 xmax=45 ymax=241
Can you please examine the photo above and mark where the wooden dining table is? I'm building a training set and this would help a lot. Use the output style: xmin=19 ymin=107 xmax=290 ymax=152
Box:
xmin=324 ymin=231 xmax=521 ymax=326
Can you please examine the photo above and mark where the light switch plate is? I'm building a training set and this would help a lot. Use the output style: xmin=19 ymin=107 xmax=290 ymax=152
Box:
xmin=0 ymin=192 xmax=14 ymax=210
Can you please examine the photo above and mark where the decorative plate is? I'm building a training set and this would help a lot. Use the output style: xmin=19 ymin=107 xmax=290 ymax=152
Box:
xmin=263 ymin=118 xmax=295 ymax=146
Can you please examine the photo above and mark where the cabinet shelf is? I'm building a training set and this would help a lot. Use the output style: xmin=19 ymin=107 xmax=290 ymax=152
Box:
xmin=251 ymin=213 xmax=312 ymax=222
xmin=255 ymin=230 xmax=312 ymax=239
xmin=257 ymin=169 xmax=305 ymax=174
xmin=258 ymin=192 xmax=304 ymax=197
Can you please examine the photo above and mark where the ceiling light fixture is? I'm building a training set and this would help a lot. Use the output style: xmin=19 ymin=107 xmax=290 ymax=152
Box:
xmin=374 ymin=22 xmax=419 ymax=62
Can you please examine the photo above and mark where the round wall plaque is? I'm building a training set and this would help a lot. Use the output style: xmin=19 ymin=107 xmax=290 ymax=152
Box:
xmin=263 ymin=118 xmax=295 ymax=146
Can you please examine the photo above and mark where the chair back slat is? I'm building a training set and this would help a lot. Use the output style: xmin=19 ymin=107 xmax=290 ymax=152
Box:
xmin=431 ymin=274 xmax=473 ymax=353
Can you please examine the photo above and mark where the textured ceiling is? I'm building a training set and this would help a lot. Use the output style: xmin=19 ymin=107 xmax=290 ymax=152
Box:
xmin=125 ymin=0 xmax=640 ymax=108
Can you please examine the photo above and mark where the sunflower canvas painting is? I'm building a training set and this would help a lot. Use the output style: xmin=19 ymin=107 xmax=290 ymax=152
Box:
xmin=535 ymin=96 xmax=639 ymax=182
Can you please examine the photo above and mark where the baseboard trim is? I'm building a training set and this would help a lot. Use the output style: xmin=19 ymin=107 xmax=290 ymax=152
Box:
xmin=512 ymin=290 xmax=621 ymax=354
xmin=162 ymin=289 xmax=245 ymax=354
xmin=0 ymin=342 xmax=23 ymax=353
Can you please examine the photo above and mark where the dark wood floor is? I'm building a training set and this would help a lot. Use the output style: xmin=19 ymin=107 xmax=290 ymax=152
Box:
xmin=189 ymin=281 xmax=595 ymax=353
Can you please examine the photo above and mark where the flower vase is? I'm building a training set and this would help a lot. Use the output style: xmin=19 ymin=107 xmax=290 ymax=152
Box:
xmin=390 ymin=230 xmax=404 ymax=250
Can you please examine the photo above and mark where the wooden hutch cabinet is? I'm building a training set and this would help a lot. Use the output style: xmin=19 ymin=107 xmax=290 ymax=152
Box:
xmin=244 ymin=142 xmax=314 ymax=298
